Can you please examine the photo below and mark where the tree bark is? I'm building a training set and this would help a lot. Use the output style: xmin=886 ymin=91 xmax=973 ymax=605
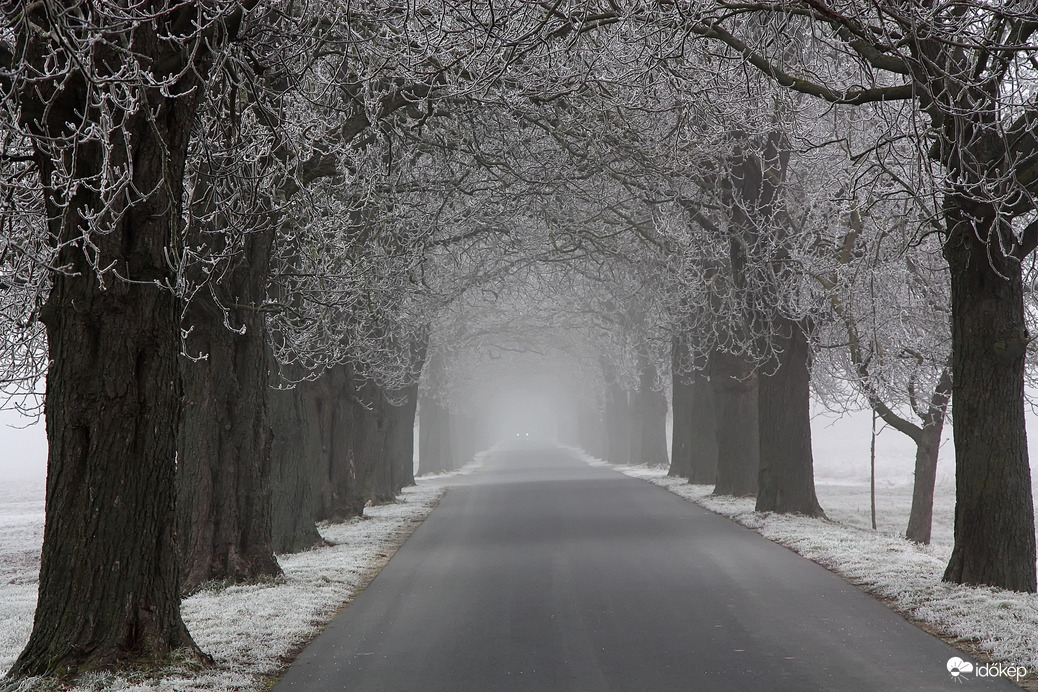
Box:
xmin=710 ymin=349 xmax=758 ymax=497
xmin=320 ymin=364 xmax=366 ymax=521
xmin=385 ymin=385 xmax=420 ymax=493
xmin=942 ymin=200 xmax=1036 ymax=591
xmin=906 ymin=421 xmax=942 ymax=545
xmin=669 ymin=338 xmax=694 ymax=479
xmin=268 ymin=377 xmax=324 ymax=554
xmin=418 ymin=395 xmax=453 ymax=475
xmin=176 ymin=227 xmax=282 ymax=593
xmin=687 ymin=367 xmax=719 ymax=485
xmin=352 ymin=373 xmax=393 ymax=504
xmin=383 ymin=333 xmax=428 ymax=492
xmin=898 ymin=364 xmax=951 ymax=545
xmin=638 ymin=357 xmax=669 ymax=467
xmin=9 ymin=34 xmax=208 ymax=677
xmin=672 ymin=337 xmax=718 ymax=483
xmin=755 ymin=318 xmax=824 ymax=516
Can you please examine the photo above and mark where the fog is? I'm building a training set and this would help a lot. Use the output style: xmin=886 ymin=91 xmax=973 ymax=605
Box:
xmin=5 ymin=388 xmax=1038 ymax=485
xmin=487 ymin=387 xmax=562 ymax=441
xmin=0 ymin=407 xmax=46 ymax=481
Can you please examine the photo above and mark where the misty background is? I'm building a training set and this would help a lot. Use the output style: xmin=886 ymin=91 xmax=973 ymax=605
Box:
xmin=7 ymin=394 xmax=1038 ymax=486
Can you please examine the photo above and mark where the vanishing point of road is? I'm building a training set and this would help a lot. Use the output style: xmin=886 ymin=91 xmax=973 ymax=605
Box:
xmin=274 ymin=447 xmax=1016 ymax=691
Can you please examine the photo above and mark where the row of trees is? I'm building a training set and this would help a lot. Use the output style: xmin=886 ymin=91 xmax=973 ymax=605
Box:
xmin=1 ymin=0 xmax=1037 ymax=686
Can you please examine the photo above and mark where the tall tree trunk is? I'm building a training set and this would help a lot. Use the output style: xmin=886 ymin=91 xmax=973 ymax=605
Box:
xmin=418 ymin=395 xmax=453 ymax=475
xmin=385 ymin=384 xmax=420 ymax=493
xmin=639 ymin=357 xmax=669 ymax=467
xmin=942 ymin=201 xmax=1035 ymax=591
xmin=352 ymin=373 xmax=393 ymax=504
xmin=906 ymin=420 xmax=942 ymax=545
xmin=669 ymin=337 xmax=694 ymax=479
xmin=687 ymin=367 xmax=718 ymax=485
xmin=901 ymin=364 xmax=952 ymax=545
xmin=710 ymin=349 xmax=758 ymax=497
xmin=9 ymin=54 xmax=207 ymax=677
xmin=321 ymin=364 xmax=365 ymax=521
xmin=417 ymin=348 xmax=453 ymax=475
xmin=176 ymin=227 xmax=282 ymax=593
xmin=268 ymin=376 xmax=324 ymax=554
xmin=755 ymin=318 xmax=823 ymax=516
xmin=672 ymin=337 xmax=718 ymax=483
xmin=383 ymin=333 xmax=428 ymax=492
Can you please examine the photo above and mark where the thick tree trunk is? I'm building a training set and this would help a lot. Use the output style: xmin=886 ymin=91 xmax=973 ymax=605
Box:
xmin=710 ymin=349 xmax=758 ymax=497
xmin=268 ymin=377 xmax=324 ymax=554
xmin=352 ymin=374 xmax=393 ymax=504
xmin=9 ymin=70 xmax=205 ymax=677
xmin=669 ymin=342 xmax=694 ymax=479
xmin=942 ymin=202 xmax=1036 ymax=591
xmin=385 ymin=384 xmax=420 ymax=493
xmin=755 ymin=318 xmax=823 ymax=516
xmin=687 ymin=368 xmax=718 ymax=485
xmin=639 ymin=359 xmax=669 ymax=467
xmin=16 ymin=248 xmax=203 ymax=676
xmin=270 ymin=365 xmax=366 ymax=538
xmin=176 ymin=231 xmax=281 ymax=593
xmin=418 ymin=395 xmax=453 ymax=475
xmin=321 ymin=364 xmax=366 ymax=521
xmin=383 ymin=334 xmax=428 ymax=491
xmin=672 ymin=338 xmax=718 ymax=483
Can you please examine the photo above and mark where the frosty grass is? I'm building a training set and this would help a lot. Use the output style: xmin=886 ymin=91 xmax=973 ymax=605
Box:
xmin=0 ymin=462 xmax=482 ymax=692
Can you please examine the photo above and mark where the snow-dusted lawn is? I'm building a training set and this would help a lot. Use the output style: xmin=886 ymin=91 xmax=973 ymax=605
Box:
xmin=602 ymin=458 xmax=1038 ymax=675
xmin=0 ymin=478 xmax=44 ymax=686
xmin=0 ymin=464 xmax=481 ymax=692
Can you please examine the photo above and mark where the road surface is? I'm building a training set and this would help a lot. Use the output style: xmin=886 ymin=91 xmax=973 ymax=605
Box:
xmin=274 ymin=446 xmax=1017 ymax=691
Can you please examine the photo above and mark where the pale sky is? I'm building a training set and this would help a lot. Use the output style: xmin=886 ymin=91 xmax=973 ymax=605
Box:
xmin=0 ymin=408 xmax=47 ymax=480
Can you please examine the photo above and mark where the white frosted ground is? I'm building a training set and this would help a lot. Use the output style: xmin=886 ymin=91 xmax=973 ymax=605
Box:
xmin=0 ymin=462 xmax=483 ymax=692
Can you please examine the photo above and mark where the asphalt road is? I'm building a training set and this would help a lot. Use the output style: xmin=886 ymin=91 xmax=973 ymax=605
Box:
xmin=273 ymin=447 xmax=1018 ymax=691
